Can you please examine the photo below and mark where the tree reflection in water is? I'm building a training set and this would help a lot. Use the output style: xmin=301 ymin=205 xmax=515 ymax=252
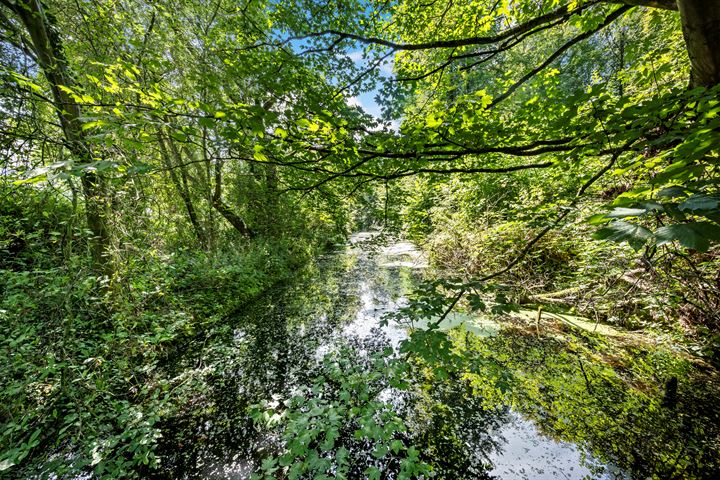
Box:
xmin=152 ymin=238 xmax=720 ymax=480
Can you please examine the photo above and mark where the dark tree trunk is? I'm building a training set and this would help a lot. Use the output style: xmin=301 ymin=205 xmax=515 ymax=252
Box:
xmin=676 ymin=0 xmax=720 ymax=88
xmin=211 ymin=151 xmax=254 ymax=238
xmin=212 ymin=196 xmax=255 ymax=237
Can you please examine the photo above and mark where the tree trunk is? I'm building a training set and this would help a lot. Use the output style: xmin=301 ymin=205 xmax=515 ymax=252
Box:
xmin=212 ymin=196 xmax=255 ymax=237
xmin=6 ymin=0 xmax=111 ymax=270
xmin=208 ymin=145 xmax=254 ymax=238
xmin=157 ymin=132 xmax=207 ymax=246
xmin=676 ymin=0 xmax=720 ymax=88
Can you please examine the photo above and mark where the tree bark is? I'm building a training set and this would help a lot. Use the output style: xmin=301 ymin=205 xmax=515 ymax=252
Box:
xmin=4 ymin=0 xmax=111 ymax=270
xmin=676 ymin=0 xmax=720 ymax=88
xmin=212 ymin=196 xmax=255 ymax=237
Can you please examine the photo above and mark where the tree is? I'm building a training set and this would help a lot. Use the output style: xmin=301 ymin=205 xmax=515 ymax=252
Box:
xmin=1 ymin=0 xmax=110 ymax=270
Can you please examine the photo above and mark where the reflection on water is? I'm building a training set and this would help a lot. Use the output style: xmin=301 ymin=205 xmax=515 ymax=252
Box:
xmin=153 ymin=233 xmax=716 ymax=479
xmin=488 ymin=412 xmax=623 ymax=480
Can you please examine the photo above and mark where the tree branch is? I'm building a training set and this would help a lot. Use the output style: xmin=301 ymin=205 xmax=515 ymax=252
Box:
xmin=295 ymin=1 xmax=603 ymax=52
xmin=608 ymin=0 xmax=677 ymax=11
xmin=491 ymin=5 xmax=632 ymax=106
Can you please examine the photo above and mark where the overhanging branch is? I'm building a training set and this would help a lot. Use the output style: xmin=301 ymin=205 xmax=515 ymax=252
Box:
xmin=292 ymin=1 xmax=603 ymax=52
xmin=609 ymin=0 xmax=677 ymax=10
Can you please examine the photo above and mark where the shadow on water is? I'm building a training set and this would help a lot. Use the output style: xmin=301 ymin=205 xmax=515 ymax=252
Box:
xmin=152 ymin=254 xmax=358 ymax=478
xmin=152 ymin=233 xmax=719 ymax=479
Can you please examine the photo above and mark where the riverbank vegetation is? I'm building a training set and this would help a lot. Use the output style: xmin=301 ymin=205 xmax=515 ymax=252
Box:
xmin=2 ymin=0 xmax=719 ymax=478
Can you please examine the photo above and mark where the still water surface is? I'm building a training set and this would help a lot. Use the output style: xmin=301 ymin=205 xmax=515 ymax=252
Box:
xmin=159 ymin=233 xmax=626 ymax=479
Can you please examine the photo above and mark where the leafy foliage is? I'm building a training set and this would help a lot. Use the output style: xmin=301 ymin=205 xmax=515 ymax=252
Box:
xmin=249 ymin=347 xmax=430 ymax=480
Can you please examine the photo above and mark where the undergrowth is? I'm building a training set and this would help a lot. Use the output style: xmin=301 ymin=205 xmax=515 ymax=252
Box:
xmin=0 ymin=236 xmax=318 ymax=478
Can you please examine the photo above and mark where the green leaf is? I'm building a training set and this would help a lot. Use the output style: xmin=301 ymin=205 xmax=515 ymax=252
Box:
xmin=81 ymin=120 xmax=107 ymax=130
xmin=606 ymin=207 xmax=649 ymax=218
xmin=593 ymin=220 xmax=653 ymax=251
xmin=372 ymin=443 xmax=388 ymax=459
xmin=678 ymin=194 xmax=720 ymax=212
xmin=586 ymin=213 xmax=610 ymax=225
xmin=390 ymin=439 xmax=404 ymax=454
xmin=253 ymin=144 xmax=268 ymax=162
xmin=364 ymin=466 xmax=381 ymax=480
xmin=657 ymin=186 xmax=689 ymax=198
xmin=655 ymin=222 xmax=720 ymax=252
xmin=170 ymin=131 xmax=187 ymax=142
xmin=474 ymin=89 xmax=493 ymax=108
xmin=198 ymin=117 xmax=214 ymax=128
xmin=425 ymin=112 xmax=443 ymax=128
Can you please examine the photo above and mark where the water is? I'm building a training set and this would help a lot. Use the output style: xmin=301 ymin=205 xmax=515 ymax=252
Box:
xmin=487 ymin=412 xmax=624 ymax=480
xmin=342 ymin=234 xmax=620 ymax=479
xmin=152 ymin=233 xmax=711 ymax=479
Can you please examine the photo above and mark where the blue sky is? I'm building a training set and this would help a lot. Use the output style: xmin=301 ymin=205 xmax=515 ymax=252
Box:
xmin=345 ymin=50 xmax=398 ymax=128
xmin=286 ymin=35 xmax=397 ymax=127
